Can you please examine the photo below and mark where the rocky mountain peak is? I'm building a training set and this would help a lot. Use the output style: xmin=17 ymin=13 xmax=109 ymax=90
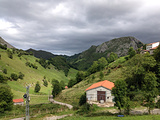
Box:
xmin=96 ymin=36 xmax=143 ymax=57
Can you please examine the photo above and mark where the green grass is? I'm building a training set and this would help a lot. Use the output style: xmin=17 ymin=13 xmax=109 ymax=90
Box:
xmin=61 ymin=115 xmax=160 ymax=120
xmin=0 ymin=103 xmax=69 ymax=120
xmin=0 ymin=49 xmax=77 ymax=104
xmin=56 ymin=56 xmax=126 ymax=104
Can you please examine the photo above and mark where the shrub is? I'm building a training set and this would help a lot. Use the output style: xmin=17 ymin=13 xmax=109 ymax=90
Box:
xmin=0 ymin=74 xmax=7 ymax=83
xmin=11 ymin=73 xmax=18 ymax=81
xmin=34 ymin=81 xmax=41 ymax=93
xmin=19 ymin=72 xmax=25 ymax=79
xmin=76 ymin=103 xmax=90 ymax=115
xmin=43 ymin=79 xmax=48 ymax=87
xmin=3 ymin=68 xmax=7 ymax=74
xmin=79 ymin=92 xmax=86 ymax=106
xmin=0 ymin=44 xmax=7 ymax=50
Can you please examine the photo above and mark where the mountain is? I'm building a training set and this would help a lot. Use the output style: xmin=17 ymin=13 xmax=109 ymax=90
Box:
xmin=26 ymin=48 xmax=58 ymax=59
xmin=68 ymin=36 xmax=143 ymax=70
xmin=26 ymin=36 xmax=143 ymax=70
xmin=0 ymin=37 xmax=15 ymax=48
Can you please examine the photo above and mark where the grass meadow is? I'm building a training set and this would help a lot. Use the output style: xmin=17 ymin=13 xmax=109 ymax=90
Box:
xmin=0 ymin=49 xmax=77 ymax=104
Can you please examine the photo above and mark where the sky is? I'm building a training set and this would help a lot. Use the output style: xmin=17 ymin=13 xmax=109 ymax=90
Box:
xmin=0 ymin=0 xmax=160 ymax=56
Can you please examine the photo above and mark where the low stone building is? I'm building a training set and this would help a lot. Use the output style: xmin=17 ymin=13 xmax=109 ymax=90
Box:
xmin=85 ymin=80 xmax=114 ymax=103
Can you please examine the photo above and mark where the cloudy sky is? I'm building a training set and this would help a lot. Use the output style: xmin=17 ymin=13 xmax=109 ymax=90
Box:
xmin=0 ymin=0 xmax=160 ymax=55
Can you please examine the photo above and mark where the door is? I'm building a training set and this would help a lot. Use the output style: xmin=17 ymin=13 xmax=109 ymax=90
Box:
xmin=97 ymin=91 xmax=106 ymax=102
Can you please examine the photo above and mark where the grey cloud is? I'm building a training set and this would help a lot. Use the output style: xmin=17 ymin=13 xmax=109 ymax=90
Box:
xmin=0 ymin=0 xmax=160 ymax=55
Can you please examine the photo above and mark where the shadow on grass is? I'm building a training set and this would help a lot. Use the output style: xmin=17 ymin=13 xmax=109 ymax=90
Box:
xmin=85 ymin=111 xmax=119 ymax=117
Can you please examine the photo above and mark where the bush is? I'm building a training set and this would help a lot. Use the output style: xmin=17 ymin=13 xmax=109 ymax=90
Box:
xmin=3 ymin=68 xmax=7 ymax=74
xmin=43 ymin=79 xmax=48 ymax=87
xmin=76 ymin=103 xmax=90 ymax=115
xmin=19 ymin=72 xmax=25 ymax=79
xmin=25 ymin=62 xmax=38 ymax=69
xmin=68 ymin=79 xmax=77 ymax=88
xmin=11 ymin=73 xmax=18 ymax=81
xmin=7 ymin=50 xmax=13 ymax=59
xmin=0 ymin=74 xmax=7 ymax=83
xmin=79 ymin=92 xmax=86 ymax=106
xmin=0 ymin=44 xmax=7 ymax=50
xmin=34 ymin=81 xmax=41 ymax=93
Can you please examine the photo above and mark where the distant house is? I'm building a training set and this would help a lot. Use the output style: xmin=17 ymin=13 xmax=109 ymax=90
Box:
xmin=13 ymin=98 xmax=24 ymax=106
xmin=85 ymin=80 xmax=114 ymax=103
xmin=142 ymin=42 xmax=160 ymax=54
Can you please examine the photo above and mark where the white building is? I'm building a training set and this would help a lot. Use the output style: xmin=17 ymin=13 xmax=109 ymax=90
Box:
xmin=146 ymin=42 xmax=159 ymax=50
xmin=141 ymin=42 xmax=159 ymax=54
xmin=85 ymin=80 xmax=114 ymax=103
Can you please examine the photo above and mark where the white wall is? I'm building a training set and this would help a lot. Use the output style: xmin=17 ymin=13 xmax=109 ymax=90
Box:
xmin=152 ymin=42 xmax=159 ymax=48
xmin=146 ymin=42 xmax=159 ymax=50
xmin=86 ymin=86 xmax=114 ymax=102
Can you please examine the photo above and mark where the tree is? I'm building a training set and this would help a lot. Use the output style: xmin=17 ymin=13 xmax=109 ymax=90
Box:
xmin=107 ymin=52 xmax=118 ymax=63
xmin=43 ymin=79 xmax=48 ymax=87
xmin=99 ymin=71 xmax=104 ymax=80
xmin=0 ymin=84 xmax=13 ymax=113
xmin=76 ymin=71 xmax=86 ymax=83
xmin=68 ymin=79 xmax=77 ymax=88
xmin=51 ymin=79 xmax=59 ymax=85
xmin=112 ymin=80 xmax=128 ymax=113
xmin=11 ymin=73 xmax=18 ymax=81
xmin=142 ymin=72 xmax=158 ymax=114
xmin=128 ymin=47 xmax=136 ymax=58
xmin=3 ymin=68 xmax=7 ymax=74
xmin=97 ymin=57 xmax=108 ymax=70
xmin=60 ymin=80 xmax=65 ymax=90
xmin=0 ymin=74 xmax=7 ymax=83
xmin=52 ymin=81 xmax=62 ymax=98
xmin=7 ymin=49 xmax=13 ymax=59
xmin=87 ymin=61 xmax=99 ymax=74
xmin=34 ymin=81 xmax=41 ymax=93
xmin=124 ymin=54 xmax=156 ymax=92
xmin=19 ymin=72 xmax=24 ymax=79
xmin=79 ymin=92 xmax=86 ymax=106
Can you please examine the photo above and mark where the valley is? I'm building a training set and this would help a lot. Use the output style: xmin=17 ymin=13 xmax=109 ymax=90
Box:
xmin=0 ymin=36 xmax=160 ymax=120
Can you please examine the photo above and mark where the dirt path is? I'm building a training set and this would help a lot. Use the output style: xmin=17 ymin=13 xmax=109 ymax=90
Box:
xmin=49 ymin=97 xmax=73 ymax=109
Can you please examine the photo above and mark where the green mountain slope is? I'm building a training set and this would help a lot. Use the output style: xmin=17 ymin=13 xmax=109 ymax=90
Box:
xmin=68 ymin=36 xmax=143 ymax=70
xmin=55 ymin=56 xmax=127 ymax=104
xmin=26 ymin=36 xmax=143 ymax=71
xmin=0 ymin=48 xmax=77 ymax=104
xmin=26 ymin=48 xmax=57 ymax=59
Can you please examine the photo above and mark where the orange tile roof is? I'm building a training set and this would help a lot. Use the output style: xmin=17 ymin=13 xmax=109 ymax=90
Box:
xmin=85 ymin=80 xmax=114 ymax=91
xmin=13 ymin=98 xmax=24 ymax=103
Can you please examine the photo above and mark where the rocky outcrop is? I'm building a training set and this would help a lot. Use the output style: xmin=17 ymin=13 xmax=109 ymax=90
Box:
xmin=0 ymin=37 xmax=15 ymax=48
xmin=96 ymin=36 xmax=143 ymax=57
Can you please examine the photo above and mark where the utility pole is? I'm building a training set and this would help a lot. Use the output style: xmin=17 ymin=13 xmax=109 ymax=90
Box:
xmin=23 ymin=86 xmax=30 ymax=120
